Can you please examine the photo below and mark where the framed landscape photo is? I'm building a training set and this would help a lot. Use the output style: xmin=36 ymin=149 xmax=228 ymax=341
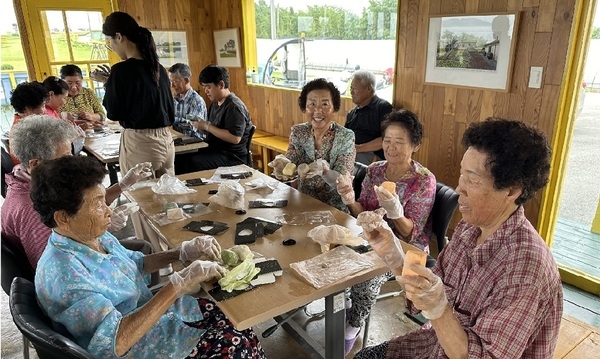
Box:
xmin=213 ymin=28 xmax=242 ymax=68
xmin=424 ymin=13 xmax=519 ymax=91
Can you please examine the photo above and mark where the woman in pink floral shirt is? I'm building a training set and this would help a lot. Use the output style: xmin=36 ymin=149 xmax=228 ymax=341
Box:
xmin=336 ymin=109 xmax=435 ymax=354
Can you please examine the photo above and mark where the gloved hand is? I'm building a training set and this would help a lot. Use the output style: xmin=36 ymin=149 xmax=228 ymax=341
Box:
xmin=109 ymin=202 xmax=139 ymax=232
xmin=357 ymin=214 xmax=405 ymax=276
xmin=298 ymin=159 xmax=327 ymax=179
xmin=90 ymin=64 xmax=111 ymax=83
xmin=374 ymin=184 xmax=404 ymax=219
xmin=336 ymin=171 xmax=355 ymax=205
xmin=268 ymin=154 xmax=292 ymax=180
xmin=119 ymin=162 xmax=153 ymax=191
xmin=169 ymin=260 xmax=227 ymax=297
xmin=179 ymin=235 xmax=222 ymax=262
xmin=396 ymin=265 xmax=448 ymax=320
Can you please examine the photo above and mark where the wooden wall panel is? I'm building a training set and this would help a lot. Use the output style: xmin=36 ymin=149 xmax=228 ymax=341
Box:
xmin=394 ymin=0 xmax=576 ymax=227
xmin=116 ymin=0 xmax=576 ymax=229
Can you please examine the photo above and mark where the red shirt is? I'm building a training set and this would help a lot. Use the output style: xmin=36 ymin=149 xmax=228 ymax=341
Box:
xmin=387 ymin=206 xmax=563 ymax=358
xmin=45 ymin=105 xmax=60 ymax=119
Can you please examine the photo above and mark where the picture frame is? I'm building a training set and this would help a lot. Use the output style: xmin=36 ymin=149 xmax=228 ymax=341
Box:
xmin=213 ymin=28 xmax=242 ymax=68
xmin=424 ymin=13 xmax=519 ymax=91
xmin=151 ymin=30 xmax=189 ymax=68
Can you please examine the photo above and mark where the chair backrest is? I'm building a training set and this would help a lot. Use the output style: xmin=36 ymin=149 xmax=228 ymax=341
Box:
xmin=10 ymin=277 xmax=94 ymax=359
xmin=246 ymin=125 xmax=256 ymax=167
xmin=431 ymin=182 xmax=459 ymax=254
xmin=1 ymin=234 xmax=35 ymax=296
xmin=1 ymin=146 xmax=14 ymax=198
xmin=352 ymin=162 xmax=368 ymax=201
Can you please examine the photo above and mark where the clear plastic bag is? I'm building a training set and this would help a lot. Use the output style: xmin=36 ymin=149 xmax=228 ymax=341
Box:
xmin=307 ymin=224 xmax=365 ymax=253
xmin=290 ymin=246 xmax=375 ymax=289
xmin=150 ymin=202 xmax=213 ymax=226
xmin=274 ymin=211 xmax=336 ymax=225
xmin=208 ymin=181 xmax=245 ymax=210
xmin=151 ymin=174 xmax=196 ymax=195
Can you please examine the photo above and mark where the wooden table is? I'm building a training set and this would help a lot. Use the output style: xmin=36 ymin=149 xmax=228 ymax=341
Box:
xmin=251 ymin=135 xmax=290 ymax=174
xmin=83 ymin=128 xmax=207 ymax=184
xmin=124 ymin=167 xmax=419 ymax=359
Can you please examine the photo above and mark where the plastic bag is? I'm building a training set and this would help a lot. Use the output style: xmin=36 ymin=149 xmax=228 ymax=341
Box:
xmin=244 ymin=177 xmax=279 ymax=191
xmin=307 ymin=224 xmax=365 ymax=253
xmin=149 ymin=202 xmax=212 ymax=226
xmin=152 ymin=173 xmax=196 ymax=195
xmin=290 ymin=246 xmax=374 ymax=289
xmin=209 ymin=181 xmax=245 ymax=210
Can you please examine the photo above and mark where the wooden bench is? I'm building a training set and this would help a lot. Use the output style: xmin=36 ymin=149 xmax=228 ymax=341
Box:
xmin=554 ymin=315 xmax=600 ymax=358
xmin=251 ymin=133 xmax=289 ymax=174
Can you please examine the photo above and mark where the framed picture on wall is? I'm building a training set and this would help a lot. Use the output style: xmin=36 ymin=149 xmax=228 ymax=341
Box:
xmin=424 ymin=13 xmax=519 ymax=91
xmin=151 ymin=30 xmax=189 ymax=68
xmin=213 ymin=28 xmax=242 ymax=68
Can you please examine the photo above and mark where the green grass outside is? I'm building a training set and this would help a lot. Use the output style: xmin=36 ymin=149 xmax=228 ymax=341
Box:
xmin=1 ymin=33 xmax=104 ymax=73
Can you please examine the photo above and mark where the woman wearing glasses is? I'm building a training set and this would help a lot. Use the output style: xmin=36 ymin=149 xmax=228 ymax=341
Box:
xmin=59 ymin=64 xmax=106 ymax=128
xmin=98 ymin=11 xmax=175 ymax=177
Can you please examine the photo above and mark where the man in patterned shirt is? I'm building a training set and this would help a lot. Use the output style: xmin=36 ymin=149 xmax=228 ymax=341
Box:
xmin=355 ymin=118 xmax=562 ymax=359
xmin=168 ymin=63 xmax=207 ymax=139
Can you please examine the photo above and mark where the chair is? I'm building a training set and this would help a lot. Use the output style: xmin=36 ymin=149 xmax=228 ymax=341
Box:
xmin=352 ymin=162 xmax=368 ymax=201
xmin=246 ymin=125 xmax=256 ymax=167
xmin=431 ymin=182 xmax=459 ymax=254
xmin=2 ymin=235 xmax=36 ymax=359
xmin=1 ymin=146 xmax=14 ymax=198
xmin=362 ymin=182 xmax=459 ymax=347
xmin=9 ymin=277 xmax=94 ymax=359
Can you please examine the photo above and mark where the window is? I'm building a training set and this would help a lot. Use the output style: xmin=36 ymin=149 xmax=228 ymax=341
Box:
xmin=252 ymin=0 xmax=398 ymax=102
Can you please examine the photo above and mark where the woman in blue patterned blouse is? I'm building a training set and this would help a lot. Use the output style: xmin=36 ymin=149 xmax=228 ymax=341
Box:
xmin=285 ymin=78 xmax=356 ymax=212
xmin=30 ymin=156 xmax=265 ymax=359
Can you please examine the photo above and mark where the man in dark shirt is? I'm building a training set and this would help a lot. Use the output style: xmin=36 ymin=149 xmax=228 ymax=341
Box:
xmin=180 ymin=65 xmax=253 ymax=172
xmin=345 ymin=70 xmax=393 ymax=164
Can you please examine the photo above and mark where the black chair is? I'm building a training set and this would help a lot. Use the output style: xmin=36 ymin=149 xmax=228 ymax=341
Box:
xmin=9 ymin=277 xmax=94 ymax=359
xmin=352 ymin=162 xmax=368 ymax=201
xmin=2 ymin=235 xmax=36 ymax=359
xmin=1 ymin=146 xmax=14 ymax=198
xmin=431 ymin=182 xmax=459 ymax=254
xmin=246 ymin=125 xmax=256 ymax=167
xmin=362 ymin=182 xmax=459 ymax=346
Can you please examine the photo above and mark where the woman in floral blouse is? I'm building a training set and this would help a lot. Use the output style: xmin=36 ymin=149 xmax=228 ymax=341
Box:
xmin=31 ymin=155 xmax=265 ymax=359
xmin=336 ymin=108 xmax=436 ymax=354
xmin=286 ymin=78 xmax=356 ymax=212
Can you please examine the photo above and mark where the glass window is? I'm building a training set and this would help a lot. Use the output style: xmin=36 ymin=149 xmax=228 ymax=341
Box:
xmin=253 ymin=0 xmax=397 ymax=102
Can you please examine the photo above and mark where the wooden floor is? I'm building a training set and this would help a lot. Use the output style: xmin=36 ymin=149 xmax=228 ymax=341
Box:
xmin=554 ymin=315 xmax=600 ymax=358
xmin=552 ymin=217 xmax=600 ymax=279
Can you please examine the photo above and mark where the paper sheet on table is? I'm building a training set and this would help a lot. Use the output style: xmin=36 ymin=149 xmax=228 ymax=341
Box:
xmin=290 ymin=246 xmax=375 ymax=289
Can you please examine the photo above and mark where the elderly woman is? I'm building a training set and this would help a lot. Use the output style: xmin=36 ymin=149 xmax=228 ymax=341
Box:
xmin=31 ymin=156 xmax=266 ymax=358
xmin=336 ymin=109 xmax=436 ymax=354
xmin=59 ymin=64 xmax=106 ymax=126
xmin=285 ymin=78 xmax=356 ymax=212
xmin=8 ymin=81 xmax=49 ymax=165
xmin=355 ymin=118 xmax=563 ymax=358
xmin=41 ymin=76 xmax=69 ymax=119
xmin=2 ymin=115 xmax=153 ymax=270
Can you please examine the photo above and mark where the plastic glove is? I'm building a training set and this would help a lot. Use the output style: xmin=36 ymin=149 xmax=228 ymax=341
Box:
xmin=396 ymin=264 xmax=448 ymax=320
xmin=109 ymin=202 xmax=139 ymax=232
xmin=268 ymin=154 xmax=292 ymax=180
xmin=180 ymin=235 xmax=222 ymax=262
xmin=336 ymin=171 xmax=355 ymax=205
xmin=298 ymin=159 xmax=327 ymax=179
xmin=90 ymin=64 xmax=111 ymax=83
xmin=357 ymin=213 xmax=405 ymax=276
xmin=374 ymin=184 xmax=404 ymax=219
xmin=169 ymin=260 xmax=227 ymax=297
xmin=119 ymin=162 xmax=153 ymax=191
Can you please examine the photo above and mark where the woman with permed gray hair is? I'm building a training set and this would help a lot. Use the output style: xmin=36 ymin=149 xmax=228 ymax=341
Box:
xmin=355 ymin=118 xmax=561 ymax=359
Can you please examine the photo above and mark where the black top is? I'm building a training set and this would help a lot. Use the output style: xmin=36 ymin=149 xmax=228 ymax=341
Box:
xmin=206 ymin=93 xmax=252 ymax=158
xmin=345 ymin=95 xmax=393 ymax=160
xmin=103 ymin=58 xmax=174 ymax=129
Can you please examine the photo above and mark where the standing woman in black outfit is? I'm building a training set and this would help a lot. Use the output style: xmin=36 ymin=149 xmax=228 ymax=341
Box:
xmin=101 ymin=12 xmax=175 ymax=177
